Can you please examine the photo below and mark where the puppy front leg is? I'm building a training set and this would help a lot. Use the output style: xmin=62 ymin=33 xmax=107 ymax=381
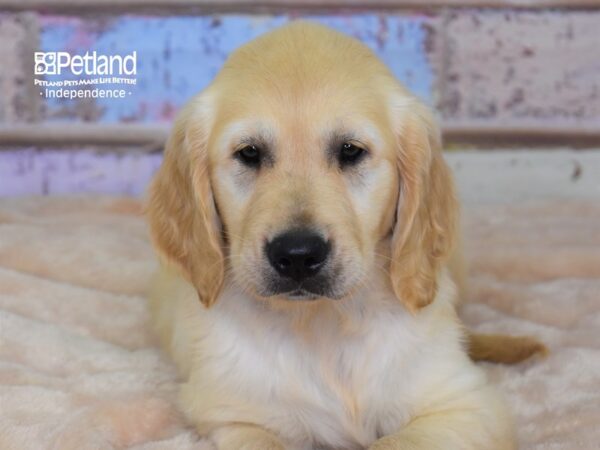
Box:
xmin=211 ymin=424 xmax=285 ymax=450
xmin=369 ymin=412 xmax=514 ymax=450
xmin=369 ymin=388 xmax=515 ymax=450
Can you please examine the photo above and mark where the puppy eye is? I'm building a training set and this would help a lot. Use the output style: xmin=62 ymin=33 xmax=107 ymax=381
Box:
xmin=235 ymin=145 xmax=261 ymax=168
xmin=339 ymin=142 xmax=367 ymax=167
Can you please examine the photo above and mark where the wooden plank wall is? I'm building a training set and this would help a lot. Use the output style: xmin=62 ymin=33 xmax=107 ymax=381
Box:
xmin=0 ymin=1 xmax=599 ymax=195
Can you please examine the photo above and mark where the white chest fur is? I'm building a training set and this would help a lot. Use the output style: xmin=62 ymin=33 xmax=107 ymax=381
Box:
xmin=162 ymin=273 xmax=473 ymax=450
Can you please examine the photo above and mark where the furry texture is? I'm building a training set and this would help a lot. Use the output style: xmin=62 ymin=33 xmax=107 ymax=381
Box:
xmin=0 ymin=196 xmax=598 ymax=448
xmin=146 ymin=23 xmax=513 ymax=450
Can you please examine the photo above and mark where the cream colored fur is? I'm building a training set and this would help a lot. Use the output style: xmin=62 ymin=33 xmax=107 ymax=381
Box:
xmin=151 ymin=264 xmax=513 ymax=450
xmin=147 ymin=22 xmax=515 ymax=450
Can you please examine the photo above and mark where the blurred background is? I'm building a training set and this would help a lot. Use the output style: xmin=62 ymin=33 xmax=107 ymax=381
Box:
xmin=0 ymin=4 xmax=599 ymax=449
xmin=0 ymin=0 xmax=599 ymax=198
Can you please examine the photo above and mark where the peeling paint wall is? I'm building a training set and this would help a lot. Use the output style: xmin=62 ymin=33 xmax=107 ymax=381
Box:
xmin=37 ymin=14 xmax=435 ymax=123
xmin=1 ymin=6 xmax=600 ymax=196
xmin=1 ymin=9 xmax=596 ymax=127
xmin=0 ymin=9 xmax=600 ymax=125
xmin=0 ymin=13 xmax=37 ymax=123
xmin=0 ymin=148 xmax=162 ymax=196
xmin=440 ymin=10 xmax=600 ymax=123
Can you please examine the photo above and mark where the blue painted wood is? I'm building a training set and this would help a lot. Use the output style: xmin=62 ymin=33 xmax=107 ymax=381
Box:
xmin=0 ymin=149 xmax=162 ymax=196
xmin=39 ymin=14 xmax=434 ymax=123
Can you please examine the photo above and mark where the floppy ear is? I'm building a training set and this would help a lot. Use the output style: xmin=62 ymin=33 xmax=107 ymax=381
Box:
xmin=389 ymin=99 xmax=458 ymax=313
xmin=146 ymin=96 xmax=224 ymax=307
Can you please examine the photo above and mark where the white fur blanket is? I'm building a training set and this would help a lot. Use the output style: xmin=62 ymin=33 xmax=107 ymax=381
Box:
xmin=0 ymin=196 xmax=598 ymax=449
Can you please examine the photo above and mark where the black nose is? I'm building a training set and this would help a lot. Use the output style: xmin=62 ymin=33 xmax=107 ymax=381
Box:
xmin=266 ymin=229 xmax=330 ymax=281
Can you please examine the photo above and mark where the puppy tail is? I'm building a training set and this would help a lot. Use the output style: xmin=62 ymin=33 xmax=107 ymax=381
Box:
xmin=467 ymin=332 xmax=548 ymax=364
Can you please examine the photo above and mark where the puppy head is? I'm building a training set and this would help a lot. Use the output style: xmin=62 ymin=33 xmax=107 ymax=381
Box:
xmin=147 ymin=22 xmax=457 ymax=311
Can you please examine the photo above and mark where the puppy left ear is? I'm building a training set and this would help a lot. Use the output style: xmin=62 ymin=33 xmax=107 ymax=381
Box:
xmin=389 ymin=99 xmax=458 ymax=313
xmin=146 ymin=95 xmax=224 ymax=307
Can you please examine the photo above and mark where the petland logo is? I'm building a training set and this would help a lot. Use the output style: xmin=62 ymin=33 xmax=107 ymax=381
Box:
xmin=34 ymin=51 xmax=137 ymax=76
xmin=34 ymin=51 xmax=137 ymax=99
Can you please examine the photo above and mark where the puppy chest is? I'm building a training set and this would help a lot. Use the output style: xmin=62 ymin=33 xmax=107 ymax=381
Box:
xmin=280 ymin=356 xmax=412 ymax=448
xmin=202 ymin=321 xmax=416 ymax=448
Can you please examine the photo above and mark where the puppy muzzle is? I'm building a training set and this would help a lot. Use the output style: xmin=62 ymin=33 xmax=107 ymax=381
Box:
xmin=264 ymin=228 xmax=335 ymax=299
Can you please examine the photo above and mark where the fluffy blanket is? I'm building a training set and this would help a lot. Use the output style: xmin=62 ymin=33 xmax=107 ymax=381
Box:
xmin=0 ymin=196 xmax=598 ymax=449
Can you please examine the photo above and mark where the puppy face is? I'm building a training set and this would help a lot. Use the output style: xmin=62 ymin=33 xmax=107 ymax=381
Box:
xmin=210 ymin=86 xmax=398 ymax=301
xmin=148 ymin=22 xmax=457 ymax=311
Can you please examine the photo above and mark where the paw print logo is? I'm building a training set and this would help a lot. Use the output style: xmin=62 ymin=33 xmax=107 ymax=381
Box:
xmin=34 ymin=52 xmax=57 ymax=75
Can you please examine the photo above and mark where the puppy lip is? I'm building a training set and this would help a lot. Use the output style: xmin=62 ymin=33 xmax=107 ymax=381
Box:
xmin=279 ymin=288 xmax=345 ymax=301
xmin=285 ymin=289 xmax=319 ymax=301
xmin=256 ymin=264 xmax=348 ymax=300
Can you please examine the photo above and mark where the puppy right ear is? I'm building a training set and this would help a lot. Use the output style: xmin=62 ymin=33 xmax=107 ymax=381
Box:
xmin=146 ymin=95 xmax=224 ymax=307
xmin=389 ymin=98 xmax=458 ymax=313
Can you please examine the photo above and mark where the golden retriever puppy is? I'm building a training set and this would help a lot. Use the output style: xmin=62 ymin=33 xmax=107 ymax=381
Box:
xmin=147 ymin=22 xmax=515 ymax=450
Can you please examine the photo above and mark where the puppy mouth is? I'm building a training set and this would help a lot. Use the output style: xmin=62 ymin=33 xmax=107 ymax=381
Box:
xmin=282 ymin=289 xmax=320 ymax=301
xmin=262 ymin=273 xmax=340 ymax=300
xmin=260 ymin=228 xmax=342 ymax=301
xmin=264 ymin=280 xmax=346 ymax=301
